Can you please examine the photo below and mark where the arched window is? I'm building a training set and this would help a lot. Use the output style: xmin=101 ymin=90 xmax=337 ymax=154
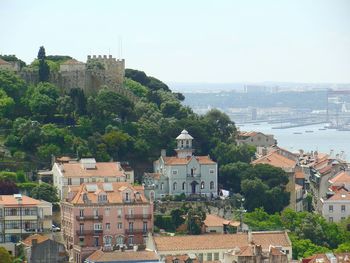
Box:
xmin=125 ymin=192 xmax=129 ymax=201
xmin=116 ymin=235 xmax=124 ymax=245
xmin=160 ymin=183 xmax=164 ymax=190
xmin=210 ymin=181 xmax=214 ymax=190
xmin=201 ymin=181 xmax=205 ymax=189
xmin=182 ymin=182 xmax=186 ymax=190
xmin=103 ymin=235 xmax=112 ymax=245
xmin=173 ymin=182 xmax=177 ymax=191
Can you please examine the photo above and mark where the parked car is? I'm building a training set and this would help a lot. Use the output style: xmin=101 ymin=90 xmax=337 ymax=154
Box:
xmin=51 ymin=225 xmax=61 ymax=232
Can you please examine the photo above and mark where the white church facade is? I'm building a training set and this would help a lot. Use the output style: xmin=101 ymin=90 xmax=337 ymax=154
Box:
xmin=143 ymin=130 xmax=218 ymax=200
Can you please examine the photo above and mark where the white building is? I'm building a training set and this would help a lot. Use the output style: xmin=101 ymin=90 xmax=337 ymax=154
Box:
xmin=143 ymin=130 xmax=218 ymax=199
xmin=52 ymin=158 xmax=134 ymax=200
xmin=321 ymin=189 xmax=350 ymax=223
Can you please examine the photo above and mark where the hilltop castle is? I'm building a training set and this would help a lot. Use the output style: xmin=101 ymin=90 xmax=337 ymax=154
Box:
xmin=0 ymin=55 xmax=136 ymax=100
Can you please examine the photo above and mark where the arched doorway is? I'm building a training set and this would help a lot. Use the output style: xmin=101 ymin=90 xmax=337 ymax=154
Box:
xmin=190 ymin=181 xmax=198 ymax=194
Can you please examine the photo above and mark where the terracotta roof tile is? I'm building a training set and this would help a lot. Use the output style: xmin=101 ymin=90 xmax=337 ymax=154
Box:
xmin=164 ymin=254 xmax=199 ymax=263
xmin=68 ymin=182 xmax=150 ymax=205
xmin=61 ymin=162 xmax=126 ymax=178
xmin=154 ymin=231 xmax=291 ymax=252
xmin=204 ymin=214 xmax=239 ymax=227
xmin=295 ymin=170 xmax=305 ymax=179
xmin=0 ymin=195 xmax=41 ymax=206
xmin=163 ymin=156 xmax=216 ymax=165
xmin=252 ymin=151 xmax=296 ymax=169
xmin=22 ymin=234 xmax=49 ymax=246
xmin=327 ymin=189 xmax=350 ymax=201
xmin=329 ymin=171 xmax=350 ymax=185
xmin=87 ymin=249 xmax=159 ymax=262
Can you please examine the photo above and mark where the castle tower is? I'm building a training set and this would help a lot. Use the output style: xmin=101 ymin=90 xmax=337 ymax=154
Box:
xmin=175 ymin=130 xmax=194 ymax=158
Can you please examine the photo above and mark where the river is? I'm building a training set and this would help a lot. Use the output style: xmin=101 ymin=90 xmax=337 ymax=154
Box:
xmin=237 ymin=122 xmax=350 ymax=161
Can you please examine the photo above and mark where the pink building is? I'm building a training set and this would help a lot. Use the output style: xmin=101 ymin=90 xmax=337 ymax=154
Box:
xmin=61 ymin=182 xmax=153 ymax=263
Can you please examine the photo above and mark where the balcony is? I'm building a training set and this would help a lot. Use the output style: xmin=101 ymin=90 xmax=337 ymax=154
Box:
xmin=125 ymin=214 xmax=152 ymax=220
xmin=75 ymin=215 xmax=103 ymax=221
xmin=76 ymin=229 xmax=103 ymax=236
xmin=125 ymin=228 xmax=148 ymax=235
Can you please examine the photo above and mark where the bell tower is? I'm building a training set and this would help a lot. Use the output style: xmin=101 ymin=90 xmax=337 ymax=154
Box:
xmin=175 ymin=130 xmax=194 ymax=158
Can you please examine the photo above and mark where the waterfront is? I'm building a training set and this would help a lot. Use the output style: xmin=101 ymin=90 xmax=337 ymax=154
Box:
xmin=237 ymin=122 xmax=350 ymax=161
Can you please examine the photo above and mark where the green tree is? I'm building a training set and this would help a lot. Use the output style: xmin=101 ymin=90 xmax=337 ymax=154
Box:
xmin=219 ymin=162 xmax=250 ymax=193
xmin=0 ymin=89 xmax=15 ymax=117
xmin=170 ymin=208 xmax=185 ymax=229
xmin=37 ymin=144 xmax=61 ymax=162
xmin=0 ymin=246 xmax=13 ymax=263
xmin=187 ymin=207 xmax=206 ymax=235
xmin=290 ymin=235 xmax=329 ymax=259
xmin=37 ymin=46 xmax=50 ymax=82
xmin=16 ymin=171 xmax=27 ymax=183
xmin=31 ymin=183 xmax=59 ymax=203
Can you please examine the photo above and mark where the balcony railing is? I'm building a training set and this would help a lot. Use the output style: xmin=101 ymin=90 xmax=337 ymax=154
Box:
xmin=76 ymin=229 xmax=103 ymax=236
xmin=75 ymin=215 xmax=103 ymax=221
xmin=125 ymin=214 xmax=152 ymax=220
xmin=125 ymin=228 xmax=149 ymax=235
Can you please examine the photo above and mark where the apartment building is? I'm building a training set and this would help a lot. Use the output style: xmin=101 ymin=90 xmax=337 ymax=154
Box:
xmin=61 ymin=182 xmax=153 ymax=263
xmin=52 ymin=158 xmax=134 ymax=199
xmin=0 ymin=194 xmax=52 ymax=255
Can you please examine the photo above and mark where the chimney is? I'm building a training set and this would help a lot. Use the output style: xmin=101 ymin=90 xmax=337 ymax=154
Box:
xmin=161 ymin=149 xmax=166 ymax=157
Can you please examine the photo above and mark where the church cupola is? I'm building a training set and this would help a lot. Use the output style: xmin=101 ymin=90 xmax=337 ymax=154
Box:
xmin=175 ymin=129 xmax=194 ymax=158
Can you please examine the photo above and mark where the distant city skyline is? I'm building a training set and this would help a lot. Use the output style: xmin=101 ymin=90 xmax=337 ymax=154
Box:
xmin=1 ymin=0 xmax=349 ymax=84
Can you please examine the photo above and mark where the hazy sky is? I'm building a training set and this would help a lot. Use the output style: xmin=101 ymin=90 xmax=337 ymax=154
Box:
xmin=1 ymin=0 xmax=349 ymax=83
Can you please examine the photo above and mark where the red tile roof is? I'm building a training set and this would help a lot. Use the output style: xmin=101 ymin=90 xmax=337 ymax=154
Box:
xmin=153 ymin=231 xmax=291 ymax=252
xmin=204 ymin=214 xmax=240 ymax=228
xmin=87 ymin=249 xmax=159 ymax=262
xmin=327 ymin=189 xmax=350 ymax=201
xmin=69 ymin=182 xmax=149 ymax=205
xmin=252 ymin=151 xmax=296 ymax=169
xmin=61 ymin=162 xmax=126 ymax=178
xmin=0 ymin=195 xmax=41 ymax=206
xmin=162 ymin=156 xmax=216 ymax=165
xmin=22 ymin=234 xmax=49 ymax=246
xmin=329 ymin=171 xmax=350 ymax=185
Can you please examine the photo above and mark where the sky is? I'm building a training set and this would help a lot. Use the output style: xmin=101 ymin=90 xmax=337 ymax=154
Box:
xmin=0 ymin=0 xmax=350 ymax=84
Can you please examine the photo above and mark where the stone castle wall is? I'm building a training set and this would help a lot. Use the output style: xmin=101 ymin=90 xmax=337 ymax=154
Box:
xmin=16 ymin=55 xmax=137 ymax=101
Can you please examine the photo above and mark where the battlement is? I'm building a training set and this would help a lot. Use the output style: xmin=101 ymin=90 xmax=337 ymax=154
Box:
xmin=87 ymin=55 xmax=124 ymax=63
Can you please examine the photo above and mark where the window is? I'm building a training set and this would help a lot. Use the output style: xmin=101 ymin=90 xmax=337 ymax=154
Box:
xmin=80 ymin=178 xmax=84 ymax=184
xmin=198 ymin=254 xmax=203 ymax=262
xmin=182 ymin=182 xmax=186 ymax=190
xmin=94 ymin=223 xmax=102 ymax=230
xmin=329 ymin=205 xmax=333 ymax=212
xmin=79 ymin=223 xmax=84 ymax=232
xmin=214 ymin=253 xmax=219 ymax=260
xmin=207 ymin=253 xmax=212 ymax=261
xmin=68 ymin=178 xmax=72 ymax=185
xmin=129 ymin=222 xmax=134 ymax=231
xmin=143 ymin=222 xmax=148 ymax=232
xmin=117 ymin=208 xmax=122 ymax=218
xmin=161 ymin=183 xmax=164 ymax=190
xmin=329 ymin=217 xmax=333 ymax=222
xmin=94 ymin=237 xmax=99 ymax=247
xmin=128 ymin=236 xmax=134 ymax=245
xmin=106 ymin=223 xmax=110 ymax=230
xmin=79 ymin=209 xmax=84 ymax=217
xmin=173 ymin=182 xmax=177 ymax=191
xmin=98 ymin=194 xmax=107 ymax=203
xmin=116 ymin=235 xmax=124 ymax=245
xmin=103 ymin=235 xmax=112 ymax=245
xmin=125 ymin=192 xmax=129 ymax=202
xmin=210 ymin=181 xmax=214 ymax=190
xmin=92 ymin=177 xmax=96 ymax=182
xmin=117 ymin=223 xmax=123 ymax=229
xmin=128 ymin=208 xmax=134 ymax=216
xmin=341 ymin=205 xmax=346 ymax=213
xmin=105 ymin=207 xmax=110 ymax=216
xmin=191 ymin=168 xmax=194 ymax=176
xmin=341 ymin=217 xmax=346 ymax=221
xmin=201 ymin=181 xmax=205 ymax=189
xmin=93 ymin=209 xmax=99 ymax=217
xmin=286 ymin=250 xmax=289 ymax=254
xmin=104 ymin=177 xmax=109 ymax=182
xmin=172 ymin=170 xmax=178 ymax=175
xmin=209 ymin=169 xmax=215 ymax=174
